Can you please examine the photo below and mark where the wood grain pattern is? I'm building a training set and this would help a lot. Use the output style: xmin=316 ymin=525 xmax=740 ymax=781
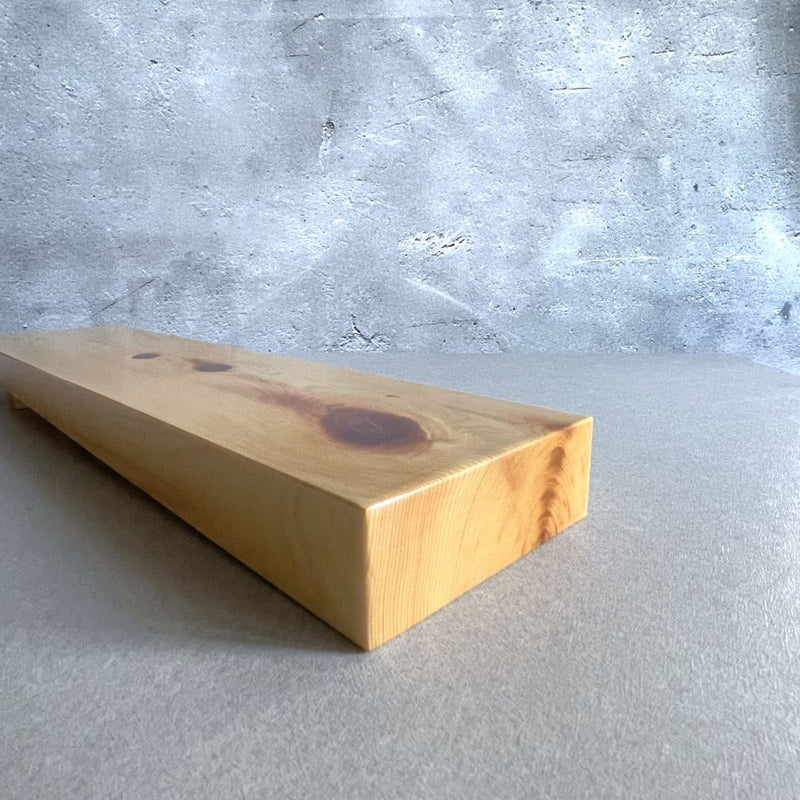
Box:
xmin=0 ymin=326 xmax=593 ymax=649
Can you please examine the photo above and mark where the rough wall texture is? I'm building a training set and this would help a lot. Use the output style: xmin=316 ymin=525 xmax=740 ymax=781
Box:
xmin=1 ymin=1 xmax=798 ymax=370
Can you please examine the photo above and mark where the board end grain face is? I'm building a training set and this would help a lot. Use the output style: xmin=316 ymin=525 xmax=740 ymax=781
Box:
xmin=0 ymin=327 xmax=593 ymax=650
xmin=363 ymin=416 xmax=593 ymax=648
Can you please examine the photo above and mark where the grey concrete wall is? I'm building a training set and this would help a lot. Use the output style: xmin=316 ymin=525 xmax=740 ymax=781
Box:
xmin=1 ymin=1 xmax=799 ymax=370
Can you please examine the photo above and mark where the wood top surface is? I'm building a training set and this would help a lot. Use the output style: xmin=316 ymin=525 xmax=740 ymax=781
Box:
xmin=0 ymin=327 xmax=590 ymax=508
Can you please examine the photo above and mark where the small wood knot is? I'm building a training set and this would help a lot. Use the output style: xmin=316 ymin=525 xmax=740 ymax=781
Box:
xmin=191 ymin=359 xmax=233 ymax=372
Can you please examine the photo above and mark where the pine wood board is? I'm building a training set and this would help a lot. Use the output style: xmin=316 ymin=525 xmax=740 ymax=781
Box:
xmin=0 ymin=327 xmax=593 ymax=649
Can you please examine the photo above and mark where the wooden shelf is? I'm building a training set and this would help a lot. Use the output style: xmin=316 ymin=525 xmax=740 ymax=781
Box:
xmin=0 ymin=327 xmax=593 ymax=649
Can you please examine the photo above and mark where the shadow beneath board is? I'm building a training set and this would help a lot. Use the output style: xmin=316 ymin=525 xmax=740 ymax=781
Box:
xmin=0 ymin=396 xmax=359 ymax=655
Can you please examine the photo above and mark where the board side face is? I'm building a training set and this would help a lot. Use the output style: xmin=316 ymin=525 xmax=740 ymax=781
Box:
xmin=363 ymin=417 xmax=593 ymax=649
xmin=0 ymin=356 xmax=371 ymax=648
xmin=0 ymin=327 xmax=586 ymax=507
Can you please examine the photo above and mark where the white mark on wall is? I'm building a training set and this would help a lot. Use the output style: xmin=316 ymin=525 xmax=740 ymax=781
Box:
xmin=403 ymin=278 xmax=474 ymax=313
xmin=753 ymin=211 xmax=800 ymax=280
xmin=545 ymin=207 xmax=607 ymax=267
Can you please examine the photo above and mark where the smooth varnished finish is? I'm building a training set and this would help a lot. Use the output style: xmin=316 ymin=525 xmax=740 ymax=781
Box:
xmin=0 ymin=327 xmax=593 ymax=648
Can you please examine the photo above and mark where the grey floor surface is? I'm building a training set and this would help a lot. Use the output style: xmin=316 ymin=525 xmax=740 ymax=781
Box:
xmin=1 ymin=353 xmax=799 ymax=799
